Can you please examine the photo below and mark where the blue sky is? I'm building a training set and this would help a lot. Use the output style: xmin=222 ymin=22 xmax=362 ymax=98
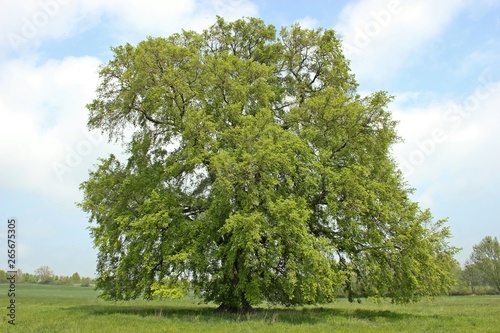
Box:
xmin=0 ymin=0 xmax=499 ymax=278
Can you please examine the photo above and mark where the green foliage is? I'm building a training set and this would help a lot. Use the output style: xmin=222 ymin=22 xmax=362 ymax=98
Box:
xmin=14 ymin=269 xmax=22 ymax=282
xmin=71 ymin=272 xmax=81 ymax=284
xmin=35 ymin=265 xmax=55 ymax=284
xmin=0 ymin=270 xmax=7 ymax=283
xmin=79 ymin=17 xmax=458 ymax=310
xmin=20 ymin=272 xmax=38 ymax=284
xmin=81 ymin=277 xmax=92 ymax=287
xmin=151 ymin=277 xmax=190 ymax=299
xmin=469 ymin=236 xmax=500 ymax=293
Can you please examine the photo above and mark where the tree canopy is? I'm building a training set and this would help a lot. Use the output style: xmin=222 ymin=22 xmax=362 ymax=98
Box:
xmin=79 ymin=17 xmax=458 ymax=311
xmin=469 ymin=236 xmax=500 ymax=293
xmin=34 ymin=266 xmax=54 ymax=285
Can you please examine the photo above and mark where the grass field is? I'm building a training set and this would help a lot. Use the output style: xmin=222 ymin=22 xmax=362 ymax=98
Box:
xmin=1 ymin=284 xmax=499 ymax=332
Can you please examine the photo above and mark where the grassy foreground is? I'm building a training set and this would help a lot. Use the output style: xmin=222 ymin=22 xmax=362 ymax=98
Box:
xmin=1 ymin=284 xmax=499 ymax=332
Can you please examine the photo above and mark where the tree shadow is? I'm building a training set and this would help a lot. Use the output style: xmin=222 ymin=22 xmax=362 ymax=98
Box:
xmin=67 ymin=303 xmax=421 ymax=325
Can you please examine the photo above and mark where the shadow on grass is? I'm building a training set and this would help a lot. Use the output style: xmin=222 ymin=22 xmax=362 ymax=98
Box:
xmin=67 ymin=303 xmax=418 ymax=325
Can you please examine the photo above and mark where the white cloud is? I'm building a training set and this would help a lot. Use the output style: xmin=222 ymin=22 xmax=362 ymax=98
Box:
xmin=295 ymin=16 xmax=319 ymax=29
xmin=391 ymin=77 xmax=500 ymax=204
xmin=101 ymin=0 xmax=259 ymax=42
xmin=454 ymin=47 xmax=500 ymax=78
xmin=182 ymin=0 xmax=260 ymax=31
xmin=0 ymin=56 xmax=121 ymax=205
xmin=335 ymin=0 xmax=469 ymax=82
xmin=0 ymin=0 xmax=259 ymax=56
xmin=0 ymin=0 xmax=93 ymax=56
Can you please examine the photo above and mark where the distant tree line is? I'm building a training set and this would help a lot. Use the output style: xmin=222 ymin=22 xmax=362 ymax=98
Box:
xmin=450 ymin=236 xmax=500 ymax=295
xmin=0 ymin=266 xmax=94 ymax=287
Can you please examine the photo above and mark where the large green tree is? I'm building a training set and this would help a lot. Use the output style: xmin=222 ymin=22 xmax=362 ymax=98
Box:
xmin=469 ymin=236 xmax=500 ymax=293
xmin=79 ymin=17 xmax=458 ymax=311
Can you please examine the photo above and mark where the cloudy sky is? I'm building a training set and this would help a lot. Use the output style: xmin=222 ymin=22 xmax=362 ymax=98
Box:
xmin=0 ymin=0 xmax=499 ymax=277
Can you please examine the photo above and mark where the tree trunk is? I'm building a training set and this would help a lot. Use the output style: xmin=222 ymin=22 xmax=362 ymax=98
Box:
xmin=215 ymin=250 xmax=254 ymax=313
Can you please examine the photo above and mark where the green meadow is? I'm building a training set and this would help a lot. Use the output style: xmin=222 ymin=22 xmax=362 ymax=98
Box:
xmin=1 ymin=284 xmax=499 ymax=333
